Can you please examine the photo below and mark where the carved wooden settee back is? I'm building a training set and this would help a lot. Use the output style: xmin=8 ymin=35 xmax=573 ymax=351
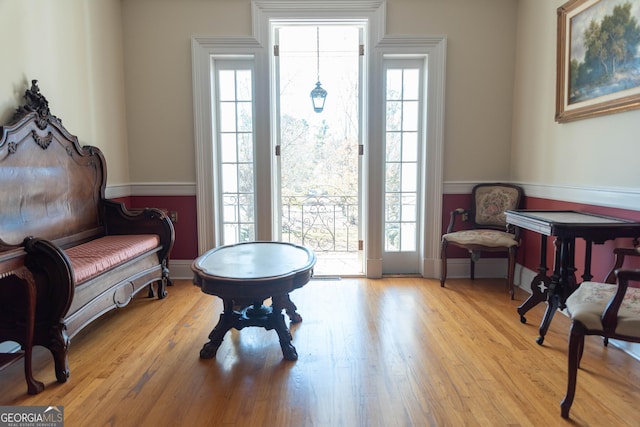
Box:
xmin=0 ymin=81 xmax=107 ymax=248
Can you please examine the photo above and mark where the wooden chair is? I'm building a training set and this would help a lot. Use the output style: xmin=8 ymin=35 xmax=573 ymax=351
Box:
xmin=561 ymin=247 xmax=640 ymax=418
xmin=440 ymin=183 xmax=523 ymax=299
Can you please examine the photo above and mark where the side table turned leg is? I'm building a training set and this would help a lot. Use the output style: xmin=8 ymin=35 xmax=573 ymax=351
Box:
xmin=517 ymin=234 xmax=550 ymax=324
xmin=271 ymin=295 xmax=299 ymax=360
xmin=200 ymin=299 xmax=237 ymax=359
xmin=274 ymin=294 xmax=303 ymax=323
xmin=517 ymin=274 xmax=550 ymax=324
xmin=271 ymin=311 xmax=298 ymax=361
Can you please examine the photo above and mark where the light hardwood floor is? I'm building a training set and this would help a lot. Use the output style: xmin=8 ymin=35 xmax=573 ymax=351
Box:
xmin=1 ymin=277 xmax=639 ymax=426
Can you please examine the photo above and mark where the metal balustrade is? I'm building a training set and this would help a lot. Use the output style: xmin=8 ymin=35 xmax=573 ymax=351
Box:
xmin=281 ymin=194 xmax=359 ymax=253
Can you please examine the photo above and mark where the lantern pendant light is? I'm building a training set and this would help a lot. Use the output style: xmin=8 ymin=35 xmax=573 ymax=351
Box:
xmin=310 ymin=27 xmax=327 ymax=113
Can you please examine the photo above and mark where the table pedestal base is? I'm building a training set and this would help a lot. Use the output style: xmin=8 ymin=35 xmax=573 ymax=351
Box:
xmin=516 ymin=235 xmax=578 ymax=345
xmin=200 ymin=295 xmax=302 ymax=361
xmin=517 ymin=269 xmax=552 ymax=344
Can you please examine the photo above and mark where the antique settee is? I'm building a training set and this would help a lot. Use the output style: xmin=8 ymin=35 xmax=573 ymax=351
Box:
xmin=0 ymin=81 xmax=174 ymax=393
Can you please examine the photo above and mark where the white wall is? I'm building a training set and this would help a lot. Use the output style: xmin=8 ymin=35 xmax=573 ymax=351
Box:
xmin=121 ymin=0 xmax=519 ymax=184
xmin=121 ymin=0 xmax=251 ymax=184
xmin=0 ymin=0 xmax=520 ymax=188
xmin=4 ymin=1 xmax=637 ymax=196
xmin=386 ymin=0 xmax=519 ymax=182
xmin=512 ymin=0 xmax=640 ymax=190
xmin=0 ymin=0 xmax=130 ymax=186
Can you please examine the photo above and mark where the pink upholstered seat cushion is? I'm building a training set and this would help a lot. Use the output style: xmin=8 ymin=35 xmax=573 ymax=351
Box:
xmin=65 ymin=235 xmax=160 ymax=284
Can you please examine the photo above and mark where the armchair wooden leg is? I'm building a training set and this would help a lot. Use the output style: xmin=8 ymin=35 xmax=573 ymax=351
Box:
xmin=561 ymin=321 xmax=585 ymax=418
xmin=440 ymin=240 xmax=448 ymax=287
xmin=507 ymin=247 xmax=517 ymax=300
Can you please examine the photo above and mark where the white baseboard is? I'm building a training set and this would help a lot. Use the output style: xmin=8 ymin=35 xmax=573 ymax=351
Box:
xmin=169 ymin=259 xmax=195 ymax=280
xmin=608 ymin=340 xmax=640 ymax=362
xmin=442 ymin=257 xmax=509 ymax=280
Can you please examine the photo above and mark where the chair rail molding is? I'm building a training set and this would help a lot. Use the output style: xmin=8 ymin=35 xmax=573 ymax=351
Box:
xmin=105 ymin=183 xmax=197 ymax=199
xmin=444 ymin=181 xmax=640 ymax=212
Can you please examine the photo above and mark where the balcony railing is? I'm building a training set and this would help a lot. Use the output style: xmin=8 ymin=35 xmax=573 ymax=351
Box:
xmin=281 ymin=194 xmax=359 ymax=253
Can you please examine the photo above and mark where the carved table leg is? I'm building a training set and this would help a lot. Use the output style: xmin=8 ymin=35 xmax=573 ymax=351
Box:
xmin=274 ymin=315 xmax=298 ymax=361
xmin=200 ymin=299 xmax=237 ymax=359
xmin=517 ymin=274 xmax=551 ymax=324
xmin=517 ymin=235 xmax=550 ymax=324
xmin=269 ymin=300 xmax=298 ymax=361
xmin=274 ymin=294 xmax=303 ymax=323
xmin=536 ymin=237 xmax=573 ymax=345
xmin=536 ymin=291 xmax=561 ymax=345
xmin=200 ymin=295 xmax=303 ymax=361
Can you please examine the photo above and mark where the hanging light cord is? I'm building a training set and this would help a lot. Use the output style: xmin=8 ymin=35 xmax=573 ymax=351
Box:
xmin=316 ymin=27 xmax=320 ymax=82
xmin=310 ymin=26 xmax=327 ymax=113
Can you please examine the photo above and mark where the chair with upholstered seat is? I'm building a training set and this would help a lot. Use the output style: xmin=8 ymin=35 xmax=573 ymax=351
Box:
xmin=440 ymin=183 xmax=523 ymax=299
xmin=561 ymin=247 xmax=640 ymax=419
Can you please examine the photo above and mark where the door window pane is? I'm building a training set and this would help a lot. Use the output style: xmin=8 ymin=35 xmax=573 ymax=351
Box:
xmin=216 ymin=66 xmax=256 ymax=245
xmin=220 ymin=134 xmax=237 ymax=162
xmin=386 ymin=132 xmax=401 ymax=162
xmin=384 ymin=67 xmax=421 ymax=252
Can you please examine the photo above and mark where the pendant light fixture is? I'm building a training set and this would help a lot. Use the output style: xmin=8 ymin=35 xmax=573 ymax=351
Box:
xmin=310 ymin=27 xmax=327 ymax=113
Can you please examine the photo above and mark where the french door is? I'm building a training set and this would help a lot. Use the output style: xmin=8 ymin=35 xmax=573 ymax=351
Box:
xmin=273 ymin=24 xmax=364 ymax=276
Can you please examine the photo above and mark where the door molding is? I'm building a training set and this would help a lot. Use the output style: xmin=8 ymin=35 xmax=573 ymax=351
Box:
xmin=368 ymin=36 xmax=447 ymax=277
xmin=191 ymin=36 xmax=267 ymax=254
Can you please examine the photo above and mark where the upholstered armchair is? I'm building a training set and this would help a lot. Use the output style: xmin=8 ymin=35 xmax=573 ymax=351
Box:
xmin=561 ymin=247 xmax=640 ymax=418
xmin=440 ymin=183 xmax=523 ymax=299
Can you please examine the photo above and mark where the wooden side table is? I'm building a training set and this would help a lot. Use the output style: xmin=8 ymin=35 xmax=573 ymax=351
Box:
xmin=0 ymin=251 xmax=44 ymax=394
xmin=192 ymin=241 xmax=316 ymax=361
xmin=505 ymin=210 xmax=640 ymax=345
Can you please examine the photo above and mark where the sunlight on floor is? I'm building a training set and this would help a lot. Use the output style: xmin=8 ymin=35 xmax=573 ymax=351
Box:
xmin=312 ymin=251 xmax=363 ymax=277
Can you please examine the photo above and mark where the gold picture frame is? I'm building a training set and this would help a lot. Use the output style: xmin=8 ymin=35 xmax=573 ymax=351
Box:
xmin=556 ymin=0 xmax=640 ymax=122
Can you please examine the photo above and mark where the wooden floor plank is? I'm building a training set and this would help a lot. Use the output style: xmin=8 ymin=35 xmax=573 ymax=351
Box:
xmin=1 ymin=277 xmax=639 ymax=426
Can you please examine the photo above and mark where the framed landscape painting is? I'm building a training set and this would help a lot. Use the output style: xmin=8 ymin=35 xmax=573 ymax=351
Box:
xmin=556 ymin=0 xmax=640 ymax=122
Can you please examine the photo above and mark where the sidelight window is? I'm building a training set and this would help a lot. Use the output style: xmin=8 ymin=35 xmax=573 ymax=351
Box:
xmin=215 ymin=64 xmax=256 ymax=244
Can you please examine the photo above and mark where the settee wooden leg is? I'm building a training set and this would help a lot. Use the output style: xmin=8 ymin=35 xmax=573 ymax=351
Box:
xmin=157 ymin=278 xmax=168 ymax=299
xmin=155 ymin=263 xmax=170 ymax=299
xmin=49 ymin=325 xmax=70 ymax=383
